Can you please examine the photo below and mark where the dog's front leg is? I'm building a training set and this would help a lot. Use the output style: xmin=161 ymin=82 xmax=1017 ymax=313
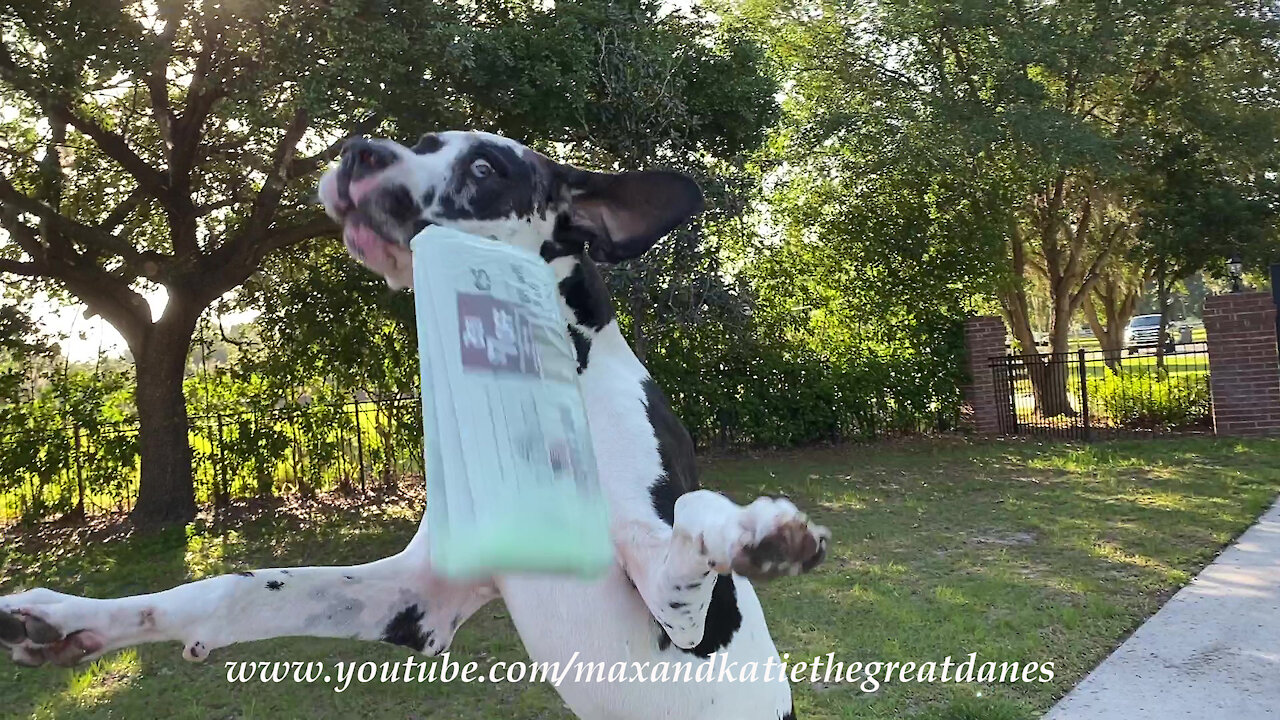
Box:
xmin=618 ymin=490 xmax=830 ymax=650
xmin=0 ymin=539 xmax=496 ymax=667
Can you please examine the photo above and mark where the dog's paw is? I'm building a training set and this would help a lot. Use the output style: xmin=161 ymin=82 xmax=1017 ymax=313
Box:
xmin=723 ymin=497 xmax=830 ymax=581
xmin=1 ymin=589 xmax=107 ymax=667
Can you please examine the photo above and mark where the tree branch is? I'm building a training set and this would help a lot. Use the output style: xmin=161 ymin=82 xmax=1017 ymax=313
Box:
xmin=98 ymin=188 xmax=146 ymax=231
xmin=259 ymin=215 xmax=335 ymax=255
xmin=57 ymin=105 xmax=169 ymax=198
xmin=0 ymin=257 xmax=45 ymax=276
xmin=243 ymin=107 xmax=311 ymax=235
xmin=1061 ymin=193 xmax=1093 ymax=284
xmin=1070 ymin=238 xmax=1117 ymax=311
xmin=0 ymin=171 xmax=156 ymax=270
xmin=170 ymin=19 xmax=227 ymax=185
xmin=939 ymin=28 xmax=981 ymax=101
xmin=288 ymin=113 xmax=382 ymax=180
xmin=0 ymin=202 xmax=46 ymax=260
xmin=197 ymin=213 xmax=334 ymax=306
xmin=143 ymin=2 xmax=184 ymax=150
xmin=0 ymin=196 xmax=152 ymax=345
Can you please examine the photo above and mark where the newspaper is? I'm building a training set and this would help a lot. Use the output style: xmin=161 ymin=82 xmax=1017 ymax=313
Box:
xmin=410 ymin=226 xmax=613 ymax=579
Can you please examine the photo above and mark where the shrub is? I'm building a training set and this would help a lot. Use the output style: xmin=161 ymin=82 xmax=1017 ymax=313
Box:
xmin=1088 ymin=370 xmax=1211 ymax=430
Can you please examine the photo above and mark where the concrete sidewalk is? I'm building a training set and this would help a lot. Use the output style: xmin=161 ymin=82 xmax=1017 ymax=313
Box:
xmin=1045 ymin=497 xmax=1280 ymax=719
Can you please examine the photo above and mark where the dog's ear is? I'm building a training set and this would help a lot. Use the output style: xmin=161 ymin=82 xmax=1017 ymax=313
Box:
xmin=558 ymin=167 xmax=704 ymax=263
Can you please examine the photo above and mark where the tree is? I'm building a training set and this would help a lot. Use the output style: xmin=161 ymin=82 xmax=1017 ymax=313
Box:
xmin=1138 ymin=134 xmax=1280 ymax=368
xmin=239 ymin=0 xmax=779 ymax=387
xmin=0 ymin=294 xmax=56 ymax=404
xmin=1083 ymin=255 xmax=1145 ymax=370
xmin=0 ymin=0 xmax=484 ymax=524
xmin=453 ymin=1 xmax=778 ymax=361
xmin=0 ymin=0 xmax=777 ymax=524
xmin=735 ymin=0 xmax=1280 ymax=416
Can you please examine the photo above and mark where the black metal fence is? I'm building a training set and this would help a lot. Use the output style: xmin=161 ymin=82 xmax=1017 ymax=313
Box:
xmin=0 ymin=386 xmax=963 ymax=526
xmin=0 ymin=398 xmax=423 ymax=525
xmin=990 ymin=343 xmax=1213 ymax=439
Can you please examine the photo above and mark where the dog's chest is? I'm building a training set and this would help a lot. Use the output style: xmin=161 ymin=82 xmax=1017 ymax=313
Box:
xmin=574 ymin=340 xmax=669 ymax=515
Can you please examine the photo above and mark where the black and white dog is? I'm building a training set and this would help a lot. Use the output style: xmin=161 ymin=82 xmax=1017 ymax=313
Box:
xmin=0 ymin=131 xmax=830 ymax=720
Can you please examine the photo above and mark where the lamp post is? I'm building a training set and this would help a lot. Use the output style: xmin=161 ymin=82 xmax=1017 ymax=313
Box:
xmin=1228 ymin=256 xmax=1244 ymax=293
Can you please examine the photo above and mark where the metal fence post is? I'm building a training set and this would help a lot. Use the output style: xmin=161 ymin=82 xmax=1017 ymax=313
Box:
xmin=73 ymin=423 xmax=85 ymax=516
xmin=1078 ymin=348 xmax=1091 ymax=441
xmin=216 ymin=413 xmax=227 ymax=509
xmin=1005 ymin=356 xmax=1019 ymax=434
xmin=354 ymin=398 xmax=366 ymax=492
xmin=1270 ymin=263 xmax=1280 ymax=356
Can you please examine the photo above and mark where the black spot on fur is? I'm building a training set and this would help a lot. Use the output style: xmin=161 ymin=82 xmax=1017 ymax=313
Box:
xmin=539 ymin=238 xmax=579 ymax=261
xmin=235 ymin=571 xmax=254 ymax=577
xmin=381 ymin=604 xmax=428 ymax=652
xmin=437 ymin=142 xmax=545 ymax=221
xmin=547 ymin=214 xmax=590 ymax=257
xmin=567 ymin=325 xmax=591 ymax=373
xmin=686 ymin=575 xmax=742 ymax=657
xmin=380 ymin=185 xmax=417 ymax=224
xmin=413 ymin=133 xmax=443 ymax=154
xmin=669 ymin=601 xmax=687 ymax=609
xmin=781 ymin=706 xmax=797 ymax=720
xmin=265 ymin=580 xmax=284 ymax=591
xmin=654 ymin=575 xmax=743 ymax=658
xmin=639 ymin=378 xmax=743 ymax=658
xmin=557 ymin=260 xmax=614 ymax=330
xmin=641 ymin=377 xmax=698 ymax=526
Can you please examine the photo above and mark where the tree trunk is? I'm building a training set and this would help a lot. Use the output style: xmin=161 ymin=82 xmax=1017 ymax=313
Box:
xmin=1002 ymin=225 xmax=1075 ymax=417
xmin=129 ymin=305 xmax=199 ymax=526
xmin=1154 ymin=261 xmax=1171 ymax=372
xmin=1084 ymin=283 xmax=1139 ymax=373
xmin=1027 ymin=357 xmax=1073 ymax=417
xmin=1029 ymin=293 xmax=1077 ymax=417
xmin=1083 ymin=298 xmax=1120 ymax=371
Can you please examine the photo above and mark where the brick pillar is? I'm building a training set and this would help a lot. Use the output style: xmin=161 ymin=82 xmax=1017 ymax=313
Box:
xmin=962 ymin=317 xmax=1007 ymax=434
xmin=1203 ymin=292 xmax=1280 ymax=436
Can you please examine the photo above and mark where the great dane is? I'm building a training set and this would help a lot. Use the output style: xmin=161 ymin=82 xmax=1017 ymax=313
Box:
xmin=0 ymin=131 xmax=830 ymax=720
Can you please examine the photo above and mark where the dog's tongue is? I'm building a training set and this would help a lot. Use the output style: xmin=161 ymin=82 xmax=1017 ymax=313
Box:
xmin=343 ymin=221 xmax=384 ymax=261
xmin=342 ymin=215 xmax=409 ymax=283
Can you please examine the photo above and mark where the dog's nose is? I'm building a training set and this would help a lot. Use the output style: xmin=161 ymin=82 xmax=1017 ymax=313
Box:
xmin=341 ymin=138 xmax=396 ymax=180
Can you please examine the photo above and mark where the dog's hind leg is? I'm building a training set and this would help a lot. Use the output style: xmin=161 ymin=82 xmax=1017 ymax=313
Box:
xmin=618 ymin=490 xmax=829 ymax=650
xmin=0 ymin=535 xmax=496 ymax=667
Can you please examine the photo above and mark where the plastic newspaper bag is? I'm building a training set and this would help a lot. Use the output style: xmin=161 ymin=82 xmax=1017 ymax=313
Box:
xmin=410 ymin=226 xmax=613 ymax=579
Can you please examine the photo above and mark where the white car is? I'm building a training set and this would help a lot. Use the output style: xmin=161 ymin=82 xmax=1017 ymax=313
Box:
xmin=1125 ymin=314 xmax=1170 ymax=352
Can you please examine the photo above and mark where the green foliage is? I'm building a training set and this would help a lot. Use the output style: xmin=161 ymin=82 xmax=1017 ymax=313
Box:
xmin=0 ymin=355 xmax=429 ymax=522
xmin=1088 ymin=371 xmax=1211 ymax=430
xmin=0 ymin=368 xmax=136 ymax=520
xmin=728 ymin=0 xmax=1279 ymax=418
xmin=1 ymin=0 xmax=783 ymax=523
xmin=7 ymin=0 xmax=1276 ymax=522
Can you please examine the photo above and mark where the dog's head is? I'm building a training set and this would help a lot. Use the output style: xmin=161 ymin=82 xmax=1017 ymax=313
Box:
xmin=317 ymin=131 xmax=703 ymax=288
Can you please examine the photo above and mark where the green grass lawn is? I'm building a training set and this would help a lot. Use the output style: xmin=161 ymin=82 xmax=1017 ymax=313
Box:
xmin=3 ymin=436 xmax=1279 ymax=720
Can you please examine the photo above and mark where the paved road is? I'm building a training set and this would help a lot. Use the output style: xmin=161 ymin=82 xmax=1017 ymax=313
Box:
xmin=1045 ymin=497 xmax=1280 ymax=719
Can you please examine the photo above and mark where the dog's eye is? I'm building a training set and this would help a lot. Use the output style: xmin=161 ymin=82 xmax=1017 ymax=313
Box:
xmin=471 ymin=159 xmax=494 ymax=179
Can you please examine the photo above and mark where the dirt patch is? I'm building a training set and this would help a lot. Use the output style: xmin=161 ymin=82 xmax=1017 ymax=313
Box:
xmin=0 ymin=479 xmax=425 ymax=555
xmin=969 ymin=531 xmax=1038 ymax=546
